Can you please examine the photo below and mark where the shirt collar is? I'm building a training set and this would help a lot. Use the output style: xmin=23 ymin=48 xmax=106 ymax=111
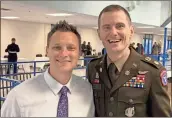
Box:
xmin=44 ymin=68 xmax=72 ymax=96
xmin=107 ymin=50 xmax=130 ymax=72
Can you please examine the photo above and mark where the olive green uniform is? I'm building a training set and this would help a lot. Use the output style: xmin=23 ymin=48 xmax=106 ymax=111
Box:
xmin=87 ymin=48 xmax=171 ymax=117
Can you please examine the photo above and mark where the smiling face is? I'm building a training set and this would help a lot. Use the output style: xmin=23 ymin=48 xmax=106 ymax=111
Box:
xmin=98 ymin=10 xmax=134 ymax=53
xmin=46 ymin=31 xmax=80 ymax=72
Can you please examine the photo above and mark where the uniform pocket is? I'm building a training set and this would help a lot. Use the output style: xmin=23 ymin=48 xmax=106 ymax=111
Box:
xmin=117 ymin=87 xmax=147 ymax=117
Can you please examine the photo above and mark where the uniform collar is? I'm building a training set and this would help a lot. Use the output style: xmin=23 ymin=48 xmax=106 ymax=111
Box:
xmin=44 ymin=68 xmax=73 ymax=96
xmin=106 ymin=52 xmax=129 ymax=72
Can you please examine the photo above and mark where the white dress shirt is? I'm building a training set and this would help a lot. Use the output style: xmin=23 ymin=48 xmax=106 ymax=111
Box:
xmin=1 ymin=69 xmax=95 ymax=117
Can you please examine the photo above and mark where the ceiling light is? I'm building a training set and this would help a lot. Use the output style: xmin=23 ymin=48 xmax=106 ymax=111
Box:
xmin=1 ymin=16 xmax=19 ymax=19
xmin=46 ymin=13 xmax=73 ymax=16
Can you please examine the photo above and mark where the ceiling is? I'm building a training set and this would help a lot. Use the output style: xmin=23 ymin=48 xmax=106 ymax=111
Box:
xmin=1 ymin=1 xmax=171 ymax=36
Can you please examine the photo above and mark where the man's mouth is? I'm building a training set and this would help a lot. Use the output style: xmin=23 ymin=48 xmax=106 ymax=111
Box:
xmin=107 ymin=39 xmax=121 ymax=44
xmin=56 ymin=60 xmax=71 ymax=63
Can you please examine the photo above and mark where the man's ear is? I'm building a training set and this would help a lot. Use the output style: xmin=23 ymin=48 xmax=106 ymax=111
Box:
xmin=46 ymin=46 xmax=48 ymax=56
xmin=97 ymin=29 xmax=101 ymax=40
xmin=130 ymin=25 xmax=134 ymax=38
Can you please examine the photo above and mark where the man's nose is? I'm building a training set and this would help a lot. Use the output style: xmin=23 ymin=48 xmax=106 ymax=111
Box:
xmin=110 ymin=26 xmax=118 ymax=36
xmin=60 ymin=49 xmax=69 ymax=57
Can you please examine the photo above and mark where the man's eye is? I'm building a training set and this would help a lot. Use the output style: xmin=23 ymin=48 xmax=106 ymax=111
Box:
xmin=67 ymin=47 xmax=76 ymax=51
xmin=116 ymin=24 xmax=125 ymax=29
xmin=53 ymin=46 xmax=61 ymax=50
xmin=103 ymin=26 xmax=111 ymax=30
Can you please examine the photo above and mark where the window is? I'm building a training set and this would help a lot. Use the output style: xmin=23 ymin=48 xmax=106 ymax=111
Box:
xmin=167 ymin=36 xmax=172 ymax=49
xmin=143 ymin=34 xmax=153 ymax=54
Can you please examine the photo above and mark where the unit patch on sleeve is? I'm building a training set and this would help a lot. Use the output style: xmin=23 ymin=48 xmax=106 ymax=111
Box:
xmin=160 ymin=70 xmax=168 ymax=86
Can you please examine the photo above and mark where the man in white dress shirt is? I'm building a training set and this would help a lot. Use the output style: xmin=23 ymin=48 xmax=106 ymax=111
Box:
xmin=1 ymin=20 xmax=95 ymax=117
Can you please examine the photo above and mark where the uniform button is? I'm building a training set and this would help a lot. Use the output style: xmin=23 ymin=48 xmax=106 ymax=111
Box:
xmin=110 ymin=97 xmax=114 ymax=101
xmin=109 ymin=112 xmax=113 ymax=116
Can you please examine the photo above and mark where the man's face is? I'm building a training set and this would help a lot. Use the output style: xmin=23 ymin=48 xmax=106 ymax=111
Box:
xmin=12 ymin=40 xmax=15 ymax=44
xmin=46 ymin=31 xmax=80 ymax=72
xmin=98 ymin=10 xmax=134 ymax=53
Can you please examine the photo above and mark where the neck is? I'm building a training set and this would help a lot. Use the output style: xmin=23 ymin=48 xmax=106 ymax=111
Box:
xmin=107 ymin=47 xmax=130 ymax=63
xmin=49 ymin=66 xmax=72 ymax=85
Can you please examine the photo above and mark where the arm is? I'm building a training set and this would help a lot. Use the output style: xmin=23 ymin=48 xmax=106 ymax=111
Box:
xmin=148 ymin=68 xmax=172 ymax=116
xmin=87 ymin=83 xmax=95 ymax=117
xmin=86 ymin=63 xmax=98 ymax=117
xmin=1 ymin=89 xmax=21 ymax=117
xmin=5 ymin=45 xmax=9 ymax=52
xmin=16 ymin=45 xmax=20 ymax=52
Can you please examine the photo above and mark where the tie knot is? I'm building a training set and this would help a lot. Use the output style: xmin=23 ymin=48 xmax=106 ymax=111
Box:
xmin=59 ymin=86 xmax=69 ymax=95
xmin=108 ymin=63 xmax=118 ymax=73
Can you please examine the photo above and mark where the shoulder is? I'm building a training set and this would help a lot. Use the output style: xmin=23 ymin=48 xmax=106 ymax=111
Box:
xmin=139 ymin=55 xmax=169 ymax=86
xmin=140 ymin=55 xmax=166 ymax=78
xmin=15 ymin=44 xmax=19 ymax=46
xmin=72 ymin=74 xmax=92 ymax=91
xmin=140 ymin=55 xmax=164 ymax=70
xmin=11 ymin=73 xmax=46 ymax=96
xmin=88 ymin=56 xmax=103 ymax=66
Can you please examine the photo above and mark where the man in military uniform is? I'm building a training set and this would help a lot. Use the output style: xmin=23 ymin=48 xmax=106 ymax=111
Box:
xmin=86 ymin=5 xmax=171 ymax=117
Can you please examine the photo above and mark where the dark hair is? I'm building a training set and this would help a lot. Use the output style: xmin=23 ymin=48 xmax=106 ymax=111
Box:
xmin=47 ymin=20 xmax=81 ymax=50
xmin=98 ymin=5 xmax=132 ymax=28
xmin=11 ymin=38 xmax=16 ymax=41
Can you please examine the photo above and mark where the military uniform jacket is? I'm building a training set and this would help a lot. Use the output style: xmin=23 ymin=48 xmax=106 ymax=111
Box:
xmin=87 ymin=48 xmax=171 ymax=117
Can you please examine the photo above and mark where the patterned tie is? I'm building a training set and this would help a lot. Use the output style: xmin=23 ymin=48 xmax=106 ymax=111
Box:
xmin=108 ymin=63 xmax=119 ymax=86
xmin=57 ymin=86 xmax=69 ymax=117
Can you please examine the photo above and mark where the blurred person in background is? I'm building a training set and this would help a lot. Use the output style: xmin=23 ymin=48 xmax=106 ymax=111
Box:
xmin=5 ymin=38 xmax=20 ymax=74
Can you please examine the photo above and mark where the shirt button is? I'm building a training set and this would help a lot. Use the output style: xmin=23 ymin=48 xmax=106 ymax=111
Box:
xmin=110 ymin=97 xmax=114 ymax=102
xmin=109 ymin=112 xmax=113 ymax=116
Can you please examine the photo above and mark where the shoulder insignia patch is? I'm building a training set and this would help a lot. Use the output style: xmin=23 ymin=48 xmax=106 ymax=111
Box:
xmin=160 ymin=69 xmax=168 ymax=86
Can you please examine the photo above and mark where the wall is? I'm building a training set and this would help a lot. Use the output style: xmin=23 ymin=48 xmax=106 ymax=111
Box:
xmin=77 ymin=27 xmax=104 ymax=54
xmin=1 ymin=19 xmax=159 ymax=60
xmin=1 ymin=19 xmax=51 ymax=60
xmin=131 ymin=33 xmax=144 ymax=48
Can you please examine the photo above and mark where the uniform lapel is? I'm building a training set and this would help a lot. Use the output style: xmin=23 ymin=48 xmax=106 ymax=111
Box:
xmin=110 ymin=48 xmax=141 ymax=94
xmin=95 ymin=55 xmax=112 ymax=90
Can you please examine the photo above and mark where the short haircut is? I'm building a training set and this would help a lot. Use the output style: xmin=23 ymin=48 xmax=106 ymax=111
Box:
xmin=47 ymin=20 xmax=81 ymax=50
xmin=98 ymin=4 xmax=132 ymax=28
xmin=11 ymin=38 xmax=16 ymax=41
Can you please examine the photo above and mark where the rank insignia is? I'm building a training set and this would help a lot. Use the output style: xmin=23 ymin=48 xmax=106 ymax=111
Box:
xmin=160 ymin=69 xmax=168 ymax=86
xmin=123 ymin=75 xmax=145 ymax=88
xmin=154 ymin=61 xmax=159 ymax=65
xmin=145 ymin=57 xmax=151 ymax=61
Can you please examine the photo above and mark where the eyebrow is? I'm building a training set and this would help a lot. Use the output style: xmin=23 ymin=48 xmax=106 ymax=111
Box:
xmin=53 ymin=43 xmax=77 ymax=47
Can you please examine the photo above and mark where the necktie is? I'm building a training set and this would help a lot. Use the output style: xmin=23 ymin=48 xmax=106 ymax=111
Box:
xmin=57 ymin=86 xmax=69 ymax=117
xmin=108 ymin=63 xmax=119 ymax=85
